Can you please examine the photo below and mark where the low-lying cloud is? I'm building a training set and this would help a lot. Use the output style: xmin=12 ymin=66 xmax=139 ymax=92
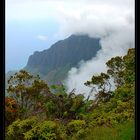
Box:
xmin=57 ymin=0 xmax=135 ymax=98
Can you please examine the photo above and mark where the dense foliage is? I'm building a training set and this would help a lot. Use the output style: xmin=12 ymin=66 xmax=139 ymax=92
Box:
xmin=5 ymin=48 xmax=135 ymax=140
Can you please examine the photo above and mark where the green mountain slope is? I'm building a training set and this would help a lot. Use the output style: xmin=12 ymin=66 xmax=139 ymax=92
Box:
xmin=24 ymin=34 xmax=101 ymax=84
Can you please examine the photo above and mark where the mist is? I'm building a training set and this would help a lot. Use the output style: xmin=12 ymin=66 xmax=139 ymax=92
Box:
xmin=60 ymin=0 xmax=135 ymax=98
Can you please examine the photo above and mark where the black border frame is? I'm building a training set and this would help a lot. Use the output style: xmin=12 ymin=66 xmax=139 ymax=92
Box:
xmin=1 ymin=0 xmax=5 ymax=139
xmin=135 ymin=0 xmax=138 ymax=139
xmin=2 ymin=0 xmax=137 ymax=140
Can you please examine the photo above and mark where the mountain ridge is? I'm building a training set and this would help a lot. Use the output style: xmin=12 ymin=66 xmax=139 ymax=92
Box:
xmin=24 ymin=34 xmax=101 ymax=84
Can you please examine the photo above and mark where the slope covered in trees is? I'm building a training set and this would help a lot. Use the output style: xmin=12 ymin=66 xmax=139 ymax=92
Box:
xmin=5 ymin=48 xmax=135 ymax=140
xmin=24 ymin=34 xmax=101 ymax=84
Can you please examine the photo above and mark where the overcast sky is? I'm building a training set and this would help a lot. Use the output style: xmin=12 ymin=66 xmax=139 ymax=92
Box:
xmin=6 ymin=0 xmax=134 ymax=72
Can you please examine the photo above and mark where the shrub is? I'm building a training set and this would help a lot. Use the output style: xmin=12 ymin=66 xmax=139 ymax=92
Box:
xmin=67 ymin=120 xmax=86 ymax=134
xmin=6 ymin=117 xmax=37 ymax=140
xmin=5 ymin=97 xmax=19 ymax=127
xmin=24 ymin=120 xmax=68 ymax=140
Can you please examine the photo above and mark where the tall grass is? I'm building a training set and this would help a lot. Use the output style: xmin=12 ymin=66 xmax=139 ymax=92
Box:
xmin=84 ymin=120 xmax=134 ymax=140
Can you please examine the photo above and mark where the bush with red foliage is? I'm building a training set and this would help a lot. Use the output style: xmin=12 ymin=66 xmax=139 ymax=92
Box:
xmin=5 ymin=97 xmax=19 ymax=127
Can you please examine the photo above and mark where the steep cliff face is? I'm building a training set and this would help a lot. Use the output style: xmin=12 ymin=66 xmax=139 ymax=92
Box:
xmin=25 ymin=34 xmax=101 ymax=84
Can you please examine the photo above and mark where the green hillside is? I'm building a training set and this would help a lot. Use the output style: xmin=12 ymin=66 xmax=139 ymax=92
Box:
xmin=5 ymin=48 xmax=135 ymax=140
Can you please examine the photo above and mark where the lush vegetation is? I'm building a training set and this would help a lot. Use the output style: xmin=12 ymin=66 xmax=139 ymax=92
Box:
xmin=5 ymin=48 xmax=135 ymax=140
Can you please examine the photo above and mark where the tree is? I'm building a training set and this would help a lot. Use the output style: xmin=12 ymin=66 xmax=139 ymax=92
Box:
xmin=85 ymin=73 xmax=112 ymax=109
xmin=7 ymin=70 xmax=51 ymax=118
xmin=106 ymin=56 xmax=125 ymax=88
xmin=123 ymin=48 xmax=135 ymax=84
xmin=84 ymin=48 xmax=135 ymax=112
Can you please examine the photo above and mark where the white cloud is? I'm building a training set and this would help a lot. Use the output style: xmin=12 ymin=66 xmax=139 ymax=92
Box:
xmin=37 ymin=35 xmax=48 ymax=41
xmin=6 ymin=0 xmax=134 ymax=21
xmin=59 ymin=0 xmax=135 ymax=98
